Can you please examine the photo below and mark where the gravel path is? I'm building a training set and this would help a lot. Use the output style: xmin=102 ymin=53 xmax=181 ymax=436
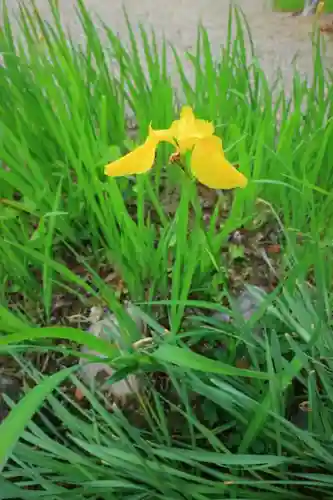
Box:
xmin=6 ymin=0 xmax=333 ymax=88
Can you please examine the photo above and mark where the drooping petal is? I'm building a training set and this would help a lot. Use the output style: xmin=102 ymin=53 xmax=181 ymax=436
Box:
xmin=105 ymin=136 xmax=158 ymax=177
xmin=190 ymin=136 xmax=248 ymax=189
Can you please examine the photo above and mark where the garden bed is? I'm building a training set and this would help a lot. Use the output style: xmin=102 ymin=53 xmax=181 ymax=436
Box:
xmin=1 ymin=1 xmax=333 ymax=499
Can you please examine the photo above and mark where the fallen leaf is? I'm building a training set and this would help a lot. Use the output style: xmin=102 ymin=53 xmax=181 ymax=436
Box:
xmin=74 ymin=388 xmax=84 ymax=401
xmin=236 ymin=357 xmax=250 ymax=370
xmin=266 ymin=244 xmax=281 ymax=254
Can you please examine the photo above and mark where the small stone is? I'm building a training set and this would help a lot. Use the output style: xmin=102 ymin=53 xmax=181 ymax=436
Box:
xmin=215 ymin=286 xmax=267 ymax=324
xmin=237 ymin=288 xmax=264 ymax=320
xmin=228 ymin=229 xmax=246 ymax=245
xmin=79 ymin=304 xmax=143 ymax=402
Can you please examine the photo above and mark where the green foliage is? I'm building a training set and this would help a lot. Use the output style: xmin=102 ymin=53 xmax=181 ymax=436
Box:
xmin=273 ymin=0 xmax=333 ymax=11
xmin=0 ymin=1 xmax=333 ymax=498
xmin=0 ymin=1 xmax=332 ymax=307
xmin=2 ymin=262 xmax=333 ymax=498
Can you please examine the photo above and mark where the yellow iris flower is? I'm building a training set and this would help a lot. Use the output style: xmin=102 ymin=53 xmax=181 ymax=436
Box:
xmin=105 ymin=106 xmax=248 ymax=190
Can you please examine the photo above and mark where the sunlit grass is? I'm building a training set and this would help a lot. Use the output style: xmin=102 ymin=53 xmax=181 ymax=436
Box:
xmin=1 ymin=0 xmax=333 ymax=498
xmin=0 ymin=1 xmax=332 ymax=306
xmin=274 ymin=0 xmax=333 ymax=11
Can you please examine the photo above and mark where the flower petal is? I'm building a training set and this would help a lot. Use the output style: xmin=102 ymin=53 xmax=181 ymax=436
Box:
xmin=173 ymin=106 xmax=215 ymax=153
xmin=148 ymin=107 xmax=215 ymax=155
xmin=191 ymin=136 xmax=248 ymax=189
xmin=148 ymin=125 xmax=175 ymax=145
xmin=105 ymin=137 xmax=158 ymax=177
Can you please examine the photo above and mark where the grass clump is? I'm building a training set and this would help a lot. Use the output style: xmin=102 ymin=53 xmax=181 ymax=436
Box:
xmin=1 ymin=0 xmax=333 ymax=498
xmin=273 ymin=0 xmax=333 ymax=12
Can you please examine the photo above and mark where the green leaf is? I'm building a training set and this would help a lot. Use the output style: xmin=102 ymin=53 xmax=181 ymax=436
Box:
xmin=0 ymin=366 xmax=76 ymax=471
xmin=0 ymin=327 xmax=120 ymax=359
xmin=152 ymin=447 xmax=289 ymax=467
xmin=152 ymin=344 xmax=270 ymax=379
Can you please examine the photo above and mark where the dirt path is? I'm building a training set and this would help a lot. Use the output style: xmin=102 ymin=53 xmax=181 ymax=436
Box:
xmin=6 ymin=0 xmax=333 ymax=89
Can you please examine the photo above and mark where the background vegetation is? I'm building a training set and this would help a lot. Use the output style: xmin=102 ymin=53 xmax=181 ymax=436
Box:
xmin=273 ymin=0 xmax=333 ymax=12
xmin=0 ymin=0 xmax=333 ymax=498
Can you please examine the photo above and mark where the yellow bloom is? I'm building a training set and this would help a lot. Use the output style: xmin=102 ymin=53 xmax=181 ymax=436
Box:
xmin=150 ymin=106 xmax=214 ymax=154
xmin=104 ymin=106 xmax=248 ymax=190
